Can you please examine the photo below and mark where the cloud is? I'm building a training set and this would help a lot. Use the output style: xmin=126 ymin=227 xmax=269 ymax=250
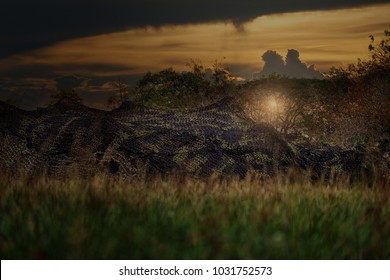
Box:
xmin=0 ymin=74 xmax=143 ymax=110
xmin=256 ymin=49 xmax=323 ymax=79
xmin=1 ymin=0 xmax=389 ymax=57
xmin=55 ymin=75 xmax=89 ymax=90
xmin=259 ymin=51 xmax=286 ymax=77
xmin=225 ymin=63 xmax=260 ymax=80
xmin=0 ymin=77 xmax=54 ymax=110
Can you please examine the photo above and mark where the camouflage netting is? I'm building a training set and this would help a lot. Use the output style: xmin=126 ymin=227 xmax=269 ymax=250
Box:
xmin=1 ymin=98 xmax=387 ymax=183
xmin=0 ymin=98 xmax=294 ymax=178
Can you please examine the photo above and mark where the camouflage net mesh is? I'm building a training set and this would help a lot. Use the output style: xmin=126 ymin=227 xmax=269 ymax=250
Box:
xmin=0 ymin=97 xmax=384 ymax=182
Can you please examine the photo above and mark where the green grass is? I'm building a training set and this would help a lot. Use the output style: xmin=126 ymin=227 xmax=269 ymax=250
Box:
xmin=1 ymin=173 xmax=390 ymax=259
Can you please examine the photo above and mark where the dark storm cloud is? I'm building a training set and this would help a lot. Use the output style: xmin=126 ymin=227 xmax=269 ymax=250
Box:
xmin=1 ymin=0 xmax=389 ymax=58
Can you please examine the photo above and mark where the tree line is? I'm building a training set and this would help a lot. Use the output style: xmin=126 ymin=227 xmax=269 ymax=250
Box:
xmin=52 ymin=30 xmax=390 ymax=150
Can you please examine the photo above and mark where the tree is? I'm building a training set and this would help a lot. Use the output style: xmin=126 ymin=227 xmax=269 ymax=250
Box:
xmin=327 ymin=29 xmax=390 ymax=145
xmin=51 ymin=89 xmax=82 ymax=105
xmin=134 ymin=66 xmax=214 ymax=108
xmin=107 ymin=77 xmax=130 ymax=109
xmin=186 ymin=59 xmax=206 ymax=78
xmin=243 ymin=77 xmax=331 ymax=141
xmin=368 ymin=30 xmax=390 ymax=68
xmin=211 ymin=58 xmax=233 ymax=86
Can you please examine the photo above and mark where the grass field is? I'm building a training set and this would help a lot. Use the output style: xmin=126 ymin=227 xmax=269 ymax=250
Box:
xmin=1 ymin=173 xmax=390 ymax=259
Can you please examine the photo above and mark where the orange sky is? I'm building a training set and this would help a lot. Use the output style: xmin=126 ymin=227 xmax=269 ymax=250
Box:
xmin=0 ymin=4 xmax=389 ymax=80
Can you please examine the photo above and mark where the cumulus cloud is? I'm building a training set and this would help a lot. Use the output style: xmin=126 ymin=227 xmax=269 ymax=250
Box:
xmin=1 ymin=0 xmax=388 ymax=57
xmin=256 ymin=49 xmax=323 ymax=79
xmin=259 ymin=50 xmax=286 ymax=77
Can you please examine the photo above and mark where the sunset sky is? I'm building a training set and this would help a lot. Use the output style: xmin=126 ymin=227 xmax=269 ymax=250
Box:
xmin=1 ymin=0 xmax=389 ymax=109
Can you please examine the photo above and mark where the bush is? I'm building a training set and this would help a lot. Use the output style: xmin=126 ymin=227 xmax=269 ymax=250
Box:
xmin=51 ymin=89 xmax=82 ymax=105
xmin=134 ymin=68 xmax=210 ymax=108
xmin=134 ymin=60 xmax=235 ymax=109
xmin=326 ymin=30 xmax=390 ymax=145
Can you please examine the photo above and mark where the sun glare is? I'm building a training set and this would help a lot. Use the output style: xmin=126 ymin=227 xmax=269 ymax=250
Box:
xmin=268 ymin=98 xmax=278 ymax=112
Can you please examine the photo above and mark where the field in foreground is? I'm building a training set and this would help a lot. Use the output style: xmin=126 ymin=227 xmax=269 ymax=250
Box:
xmin=1 ymin=174 xmax=390 ymax=260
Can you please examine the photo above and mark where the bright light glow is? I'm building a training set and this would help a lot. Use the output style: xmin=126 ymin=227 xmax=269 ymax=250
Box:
xmin=268 ymin=98 xmax=278 ymax=112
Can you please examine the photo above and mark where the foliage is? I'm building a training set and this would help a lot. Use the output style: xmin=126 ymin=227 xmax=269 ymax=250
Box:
xmin=1 ymin=173 xmax=389 ymax=259
xmin=133 ymin=59 xmax=235 ymax=109
xmin=2 ymin=32 xmax=390 ymax=260
xmin=107 ymin=78 xmax=130 ymax=109
xmin=327 ymin=29 xmax=390 ymax=145
xmin=51 ymin=89 xmax=82 ymax=105
xmin=368 ymin=30 xmax=390 ymax=69
xmin=211 ymin=58 xmax=233 ymax=86
xmin=242 ymin=31 xmax=390 ymax=146
xmin=242 ymin=77 xmax=333 ymax=142
xmin=186 ymin=59 xmax=206 ymax=77
xmin=134 ymin=68 xmax=210 ymax=108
